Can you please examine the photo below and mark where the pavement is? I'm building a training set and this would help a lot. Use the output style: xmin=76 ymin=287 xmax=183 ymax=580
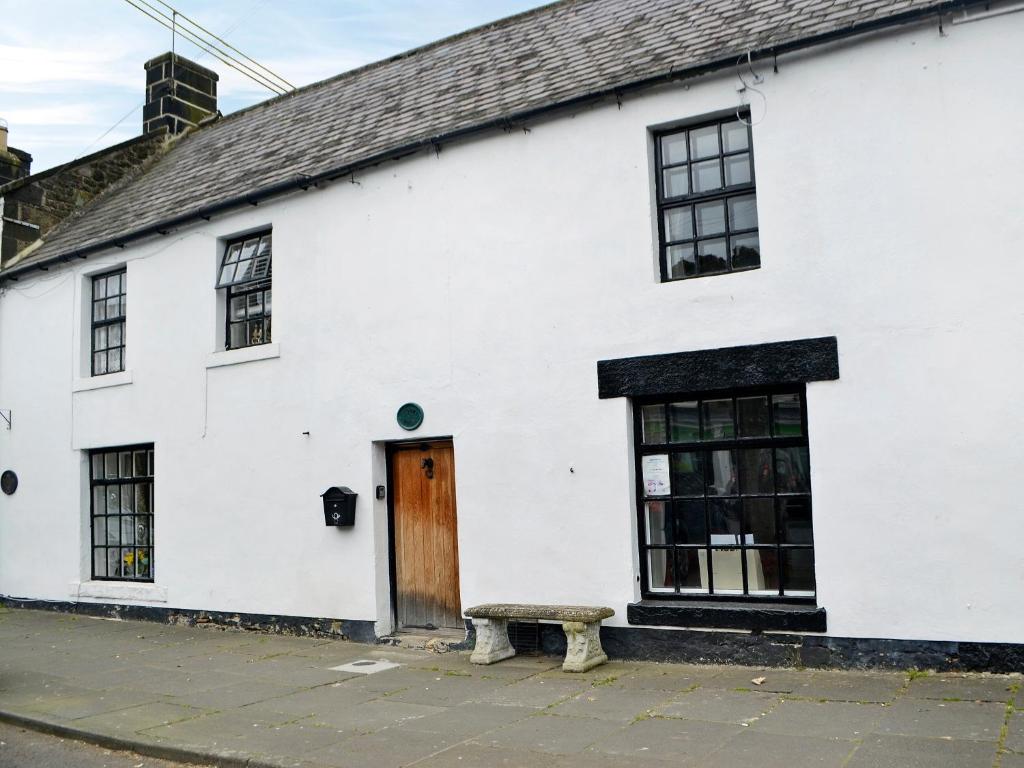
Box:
xmin=0 ymin=720 xmax=193 ymax=768
xmin=0 ymin=609 xmax=1020 ymax=768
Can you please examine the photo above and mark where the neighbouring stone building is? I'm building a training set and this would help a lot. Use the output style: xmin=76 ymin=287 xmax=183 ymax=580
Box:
xmin=0 ymin=0 xmax=1022 ymax=671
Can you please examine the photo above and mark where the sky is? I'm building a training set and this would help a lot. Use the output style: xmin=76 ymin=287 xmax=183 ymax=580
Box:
xmin=0 ymin=0 xmax=544 ymax=172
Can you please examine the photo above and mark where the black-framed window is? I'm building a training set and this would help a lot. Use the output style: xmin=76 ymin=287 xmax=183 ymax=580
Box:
xmin=634 ymin=387 xmax=814 ymax=602
xmin=90 ymin=444 xmax=154 ymax=582
xmin=216 ymin=231 xmax=272 ymax=349
xmin=655 ymin=115 xmax=759 ymax=281
xmin=91 ymin=268 xmax=126 ymax=375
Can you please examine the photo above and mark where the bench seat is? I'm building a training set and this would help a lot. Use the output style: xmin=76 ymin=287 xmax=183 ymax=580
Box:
xmin=465 ymin=603 xmax=614 ymax=672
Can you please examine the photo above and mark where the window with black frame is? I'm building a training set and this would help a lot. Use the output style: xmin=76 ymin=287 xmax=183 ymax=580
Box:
xmin=635 ymin=388 xmax=815 ymax=601
xmin=90 ymin=445 xmax=154 ymax=582
xmin=91 ymin=268 xmax=126 ymax=375
xmin=655 ymin=115 xmax=760 ymax=281
xmin=216 ymin=231 xmax=272 ymax=349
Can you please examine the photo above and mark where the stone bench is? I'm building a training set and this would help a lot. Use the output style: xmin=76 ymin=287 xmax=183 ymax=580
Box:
xmin=465 ymin=603 xmax=614 ymax=672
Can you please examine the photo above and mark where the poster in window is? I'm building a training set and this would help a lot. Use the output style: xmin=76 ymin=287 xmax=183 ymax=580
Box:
xmin=642 ymin=454 xmax=671 ymax=497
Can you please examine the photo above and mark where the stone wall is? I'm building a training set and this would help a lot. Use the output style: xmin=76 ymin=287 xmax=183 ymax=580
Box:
xmin=1 ymin=133 xmax=168 ymax=269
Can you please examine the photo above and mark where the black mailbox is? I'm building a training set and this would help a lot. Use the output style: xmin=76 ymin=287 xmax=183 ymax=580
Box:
xmin=321 ymin=487 xmax=357 ymax=527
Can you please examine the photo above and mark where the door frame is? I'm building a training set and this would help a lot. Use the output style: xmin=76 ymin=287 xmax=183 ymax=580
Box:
xmin=384 ymin=436 xmax=458 ymax=631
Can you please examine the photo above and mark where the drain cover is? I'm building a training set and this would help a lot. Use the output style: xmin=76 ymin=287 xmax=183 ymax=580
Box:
xmin=329 ymin=659 xmax=401 ymax=674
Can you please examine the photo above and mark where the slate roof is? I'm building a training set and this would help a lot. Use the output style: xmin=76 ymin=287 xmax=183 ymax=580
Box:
xmin=5 ymin=0 xmax=970 ymax=276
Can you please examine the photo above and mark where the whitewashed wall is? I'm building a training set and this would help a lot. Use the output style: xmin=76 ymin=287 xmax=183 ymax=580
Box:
xmin=1 ymin=14 xmax=1022 ymax=644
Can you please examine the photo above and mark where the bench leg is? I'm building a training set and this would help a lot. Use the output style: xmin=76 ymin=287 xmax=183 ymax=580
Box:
xmin=561 ymin=620 xmax=608 ymax=672
xmin=470 ymin=618 xmax=516 ymax=665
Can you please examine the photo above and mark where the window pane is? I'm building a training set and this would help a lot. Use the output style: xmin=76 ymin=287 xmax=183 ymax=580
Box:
xmin=108 ymin=323 xmax=122 ymax=347
xmin=106 ymin=274 xmax=121 ymax=296
xmin=641 ymin=405 xmax=666 ymax=444
xmin=93 ymin=301 xmax=106 ymax=321
xmin=678 ymin=549 xmax=709 ymax=592
xmin=137 ymin=549 xmax=152 ymax=579
xmin=728 ymin=195 xmax=758 ymax=231
xmin=239 ymin=238 xmax=259 ymax=261
xmin=94 ymin=326 xmax=108 ymax=351
xmin=229 ymin=323 xmax=248 ymax=349
xmin=736 ymin=396 xmax=769 ymax=437
xmin=92 ymin=484 xmax=105 ymax=514
xmin=107 ymin=549 xmax=122 ymax=579
xmin=94 ymin=549 xmax=107 ymax=578
xmin=708 ymin=498 xmax=741 ymax=537
xmin=697 ymin=238 xmax=728 ymax=274
xmin=265 ymin=317 xmax=272 ymax=343
xmin=264 ymin=290 xmax=272 ymax=314
xmin=120 ymin=484 xmax=133 ymax=514
xmin=646 ymin=501 xmax=670 ymax=545
xmin=670 ymin=452 xmax=704 ymax=497
xmin=746 ymin=549 xmax=778 ymax=595
xmin=724 ymin=153 xmax=752 ymax=186
xmin=148 ymin=450 xmax=155 ymax=475
xmin=107 ymin=348 xmax=122 ymax=373
xmin=721 ymin=120 xmax=749 ymax=153
xmin=120 ymin=515 xmax=135 ymax=546
xmin=248 ymin=319 xmax=266 ymax=345
xmin=93 ymin=517 xmax=106 ymax=545
xmin=779 ymin=497 xmax=813 ymax=544
xmin=134 ymin=451 xmax=147 ymax=477
xmin=775 ymin=447 xmax=811 ymax=494
xmin=663 ymin=206 xmax=693 ymax=242
xmin=235 ymin=258 xmax=255 ymax=283
xmin=709 ymin=548 xmax=743 ymax=594
xmin=707 ymin=449 xmax=737 ymax=495
xmin=230 ymin=296 xmax=246 ymax=321
xmin=104 ymin=453 xmax=119 ymax=479
xmin=661 ymin=133 xmax=688 ymax=165
xmin=106 ymin=516 xmax=119 ymax=544
xmin=647 ymin=549 xmax=676 ymax=592
xmin=702 ymin=399 xmax=734 ymax=440
xmin=224 ymin=242 xmax=242 ymax=264
xmin=731 ymin=234 xmax=760 ymax=270
xmin=783 ymin=549 xmax=815 ymax=595
xmin=136 ymin=516 xmax=151 ymax=546
xmin=106 ymin=297 xmax=120 ymax=319
xmin=219 ymin=263 xmax=238 ymax=286
xmin=695 ymin=200 xmax=726 ymax=236
xmin=692 ymin=159 xmax=722 ymax=193
xmin=738 ymin=448 xmax=773 ymax=494
xmin=772 ymin=393 xmax=803 ymax=436
xmin=663 ymin=166 xmax=689 ymax=198
xmin=668 ymin=401 xmax=699 ymax=442
xmin=667 ymin=244 xmax=696 ymax=279
xmin=136 ymin=482 xmax=151 ymax=515
xmin=743 ymin=498 xmax=775 ymax=544
xmin=119 ymin=451 xmax=132 ymax=478
xmin=94 ymin=278 xmax=107 ymax=299
xmin=689 ymin=125 xmax=720 ymax=159
xmin=674 ymin=499 xmax=706 ymax=545
xmin=246 ymin=292 xmax=264 ymax=318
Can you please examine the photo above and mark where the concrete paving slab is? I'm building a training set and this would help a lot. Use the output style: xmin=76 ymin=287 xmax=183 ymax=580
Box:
xmin=845 ymin=734 xmax=998 ymax=768
xmin=160 ymin=678 xmax=308 ymax=710
xmin=471 ymin=712 xmax=618 ymax=754
xmin=1002 ymin=753 xmax=1024 ymax=768
xmin=750 ymin=698 xmax=885 ymax=739
xmin=871 ymin=698 xmax=1005 ymax=741
xmin=413 ymin=743 xmax=562 ymax=767
xmin=699 ymin=729 xmax=858 ymax=767
xmin=702 ymin=666 xmax=817 ymax=694
xmin=382 ymin=673 xmax=511 ymax=707
xmin=548 ymin=685 xmax=677 ymax=722
xmin=1005 ymin=710 xmax=1024 ymax=753
xmin=472 ymin=676 xmax=589 ymax=709
xmin=303 ymin=726 xmax=461 ymax=767
xmin=395 ymin=701 xmax=537 ymax=739
xmin=302 ymin=697 xmax=449 ymax=732
xmin=796 ymin=670 xmax=906 ymax=703
xmin=653 ymin=688 xmax=779 ymax=725
xmin=70 ymin=701 xmax=209 ymax=736
xmin=903 ymin=672 xmax=1018 ymax=702
xmin=587 ymin=715 xmax=740 ymax=763
xmin=21 ymin=688 xmax=163 ymax=721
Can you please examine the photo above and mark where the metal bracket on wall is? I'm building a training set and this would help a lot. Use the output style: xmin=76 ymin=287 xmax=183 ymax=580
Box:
xmin=0 ymin=410 xmax=10 ymax=430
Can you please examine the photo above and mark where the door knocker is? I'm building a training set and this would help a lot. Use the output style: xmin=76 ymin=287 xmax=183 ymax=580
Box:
xmin=421 ymin=457 xmax=434 ymax=479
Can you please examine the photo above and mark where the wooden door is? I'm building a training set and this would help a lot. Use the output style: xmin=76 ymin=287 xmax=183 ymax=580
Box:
xmin=391 ymin=441 xmax=462 ymax=630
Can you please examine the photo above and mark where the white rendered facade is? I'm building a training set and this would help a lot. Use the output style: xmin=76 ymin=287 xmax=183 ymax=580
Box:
xmin=1 ymin=15 xmax=1022 ymax=653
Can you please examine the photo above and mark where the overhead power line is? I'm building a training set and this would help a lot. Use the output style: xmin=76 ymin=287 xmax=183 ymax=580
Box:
xmin=121 ymin=0 xmax=294 ymax=95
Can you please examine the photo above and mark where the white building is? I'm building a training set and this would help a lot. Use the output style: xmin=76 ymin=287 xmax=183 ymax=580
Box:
xmin=1 ymin=0 xmax=1022 ymax=670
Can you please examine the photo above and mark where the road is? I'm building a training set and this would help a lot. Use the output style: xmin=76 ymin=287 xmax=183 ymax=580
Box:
xmin=0 ymin=721 xmax=202 ymax=768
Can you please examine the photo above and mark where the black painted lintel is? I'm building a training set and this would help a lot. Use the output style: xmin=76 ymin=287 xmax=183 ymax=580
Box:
xmin=628 ymin=599 xmax=827 ymax=633
xmin=597 ymin=336 xmax=839 ymax=399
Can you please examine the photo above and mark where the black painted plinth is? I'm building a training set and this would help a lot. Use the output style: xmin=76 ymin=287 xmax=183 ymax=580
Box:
xmin=628 ymin=600 xmax=826 ymax=632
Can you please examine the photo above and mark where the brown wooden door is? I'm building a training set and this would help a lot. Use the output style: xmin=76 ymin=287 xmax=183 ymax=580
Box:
xmin=391 ymin=441 xmax=462 ymax=630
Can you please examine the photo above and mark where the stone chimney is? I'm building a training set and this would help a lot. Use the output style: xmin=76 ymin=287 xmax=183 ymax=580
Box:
xmin=0 ymin=119 xmax=33 ymax=187
xmin=143 ymin=53 xmax=219 ymax=135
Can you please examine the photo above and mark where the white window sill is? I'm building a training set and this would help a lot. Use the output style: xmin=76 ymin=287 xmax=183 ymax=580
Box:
xmin=70 ymin=581 xmax=168 ymax=603
xmin=207 ymin=342 xmax=280 ymax=369
xmin=72 ymin=370 xmax=133 ymax=392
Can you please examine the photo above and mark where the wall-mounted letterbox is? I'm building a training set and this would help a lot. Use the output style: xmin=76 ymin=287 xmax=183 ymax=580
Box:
xmin=321 ymin=486 xmax=357 ymax=527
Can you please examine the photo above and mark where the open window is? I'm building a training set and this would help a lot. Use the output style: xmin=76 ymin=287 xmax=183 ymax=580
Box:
xmin=217 ymin=231 xmax=272 ymax=349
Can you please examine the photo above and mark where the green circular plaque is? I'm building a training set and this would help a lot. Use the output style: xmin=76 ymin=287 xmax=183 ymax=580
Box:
xmin=396 ymin=403 xmax=424 ymax=431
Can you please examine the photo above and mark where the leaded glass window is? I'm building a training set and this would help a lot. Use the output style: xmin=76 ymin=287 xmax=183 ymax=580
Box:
xmin=91 ymin=268 xmax=126 ymax=375
xmin=90 ymin=445 xmax=154 ymax=582
xmin=636 ymin=388 xmax=814 ymax=601
xmin=218 ymin=232 xmax=272 ymax=349
xmin=656 ymin=116 xmax=760 ymax=281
